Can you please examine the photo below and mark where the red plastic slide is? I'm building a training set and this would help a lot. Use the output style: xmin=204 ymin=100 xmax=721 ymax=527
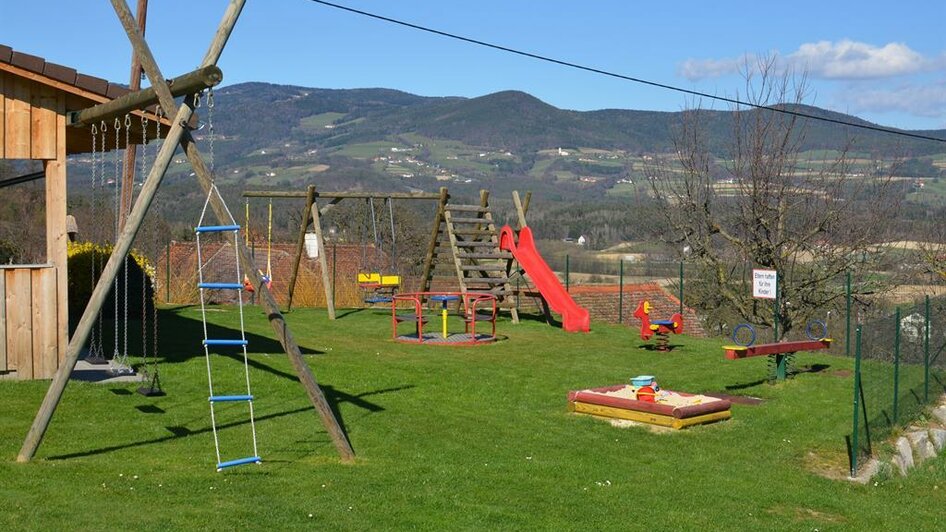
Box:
xmin=499 ymin=225 xmax=590 ymax=333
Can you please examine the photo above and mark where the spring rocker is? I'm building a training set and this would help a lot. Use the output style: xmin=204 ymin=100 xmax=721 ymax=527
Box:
xmin=632 ymin=300 xmax=683 ymax=351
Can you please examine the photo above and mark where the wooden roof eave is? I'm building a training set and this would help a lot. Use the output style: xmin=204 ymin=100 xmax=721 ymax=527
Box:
xmin=0 ymin=61 xmax=172 ymax=155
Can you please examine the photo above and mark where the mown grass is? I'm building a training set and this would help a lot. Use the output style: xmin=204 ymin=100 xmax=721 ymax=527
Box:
xmin=2 ymin=307 xmax=945 ymax=530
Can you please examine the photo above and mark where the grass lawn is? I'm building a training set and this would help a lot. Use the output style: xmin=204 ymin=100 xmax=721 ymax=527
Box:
xmin=2 ymin=307 xmax=945 ymax=530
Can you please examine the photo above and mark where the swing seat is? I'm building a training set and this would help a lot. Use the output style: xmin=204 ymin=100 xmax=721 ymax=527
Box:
xmin=358 ymin=272 xmax=400 ymax=288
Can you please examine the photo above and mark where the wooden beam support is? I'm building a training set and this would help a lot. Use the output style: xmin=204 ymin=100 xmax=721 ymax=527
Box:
xmin=310 ymin=197 xmax=335 ymax=320
xmin=110 ymin=0 xmax=354 ymax=462
xmin=286 ymin=185 xmax=316 ymax=312
xmin=419 ymin=187 xmax=449 ymax=293
xmin=319 ymin=196 xmax=344 ymax=217
xmin=513 ymin=190 xmax=528 ymax=229
xmin=0 ymin=170 xmax=45 ymax=189
xmin=243 ymin=190 xmax=441 ymax=200
xmin=119 ymin=0 xmax=149 ymax=231
xmin=17 ymin=0 xmax=242 ymax=464
xmin=67 ymin=65 xmax=222 ymax=127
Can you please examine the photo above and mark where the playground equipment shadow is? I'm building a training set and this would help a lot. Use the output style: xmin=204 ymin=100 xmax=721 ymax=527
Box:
xmin=3 ymin=306 xmax=946 ymax=530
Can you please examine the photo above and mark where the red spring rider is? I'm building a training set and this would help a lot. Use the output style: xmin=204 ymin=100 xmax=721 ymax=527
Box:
xmin=633 ymin=300 xmax=683 ymax=351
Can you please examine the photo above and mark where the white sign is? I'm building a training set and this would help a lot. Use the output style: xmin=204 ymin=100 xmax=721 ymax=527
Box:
xmin=752 ymin=269 xmax=778 ymax=299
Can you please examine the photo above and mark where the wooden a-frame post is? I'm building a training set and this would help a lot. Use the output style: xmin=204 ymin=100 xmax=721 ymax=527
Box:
xmin=286 ymin=185 xmax=317 ymax=312
xmin=18 ymin=0 xmax=354 ymax=463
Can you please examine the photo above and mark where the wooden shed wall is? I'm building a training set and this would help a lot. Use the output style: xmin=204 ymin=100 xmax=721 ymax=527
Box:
xmin=0 ymin=266 xmax=60 ymax=379
xmin=0 ymin=68 xmax=69 ymax=380
xmin=0 ymin=70 xmax=65 ymax=160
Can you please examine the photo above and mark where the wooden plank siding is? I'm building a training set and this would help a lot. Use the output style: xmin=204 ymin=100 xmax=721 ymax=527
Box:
xmin=31 ymin=268 xmax=58 ymax=379
xmin=30 ymin=84 xmax=58 ymax=159
xmin=0 ymin=273 xmax=6 ymax=371
xmin=6 ymin=269 xmax=33 ymax=378
xmin=1 ymin=267 xmax=62 ymax=378
xmin=4 ymin=75 xmax=32 ymax=158
xmin=0 ymin=74 xmax=62 ymax=161
xmin=0 ymin=71 xmax=5 ymax=158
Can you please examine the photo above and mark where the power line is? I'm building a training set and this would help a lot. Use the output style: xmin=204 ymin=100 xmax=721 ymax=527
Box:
xmin=307 ymin=0 xmax=945 ymax=144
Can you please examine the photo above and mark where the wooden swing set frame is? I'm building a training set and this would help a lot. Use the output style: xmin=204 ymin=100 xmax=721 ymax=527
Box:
xmin=242 ymin=186 xmax=446 ymax=318
xmin=17 ymin=0 xmax=354 ymax=464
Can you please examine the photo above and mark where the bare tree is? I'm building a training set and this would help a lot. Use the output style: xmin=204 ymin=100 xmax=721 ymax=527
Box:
xmin=646 ymin=57 xmax=901 ymax=337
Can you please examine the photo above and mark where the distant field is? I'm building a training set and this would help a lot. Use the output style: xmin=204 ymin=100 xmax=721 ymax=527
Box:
xmin=297 ymin=112 xmax=347 ymax=132
xmin=332 ymin=141 xmax=403 ymax=158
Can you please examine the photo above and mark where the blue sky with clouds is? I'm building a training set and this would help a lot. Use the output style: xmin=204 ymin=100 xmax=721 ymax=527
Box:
xmin=2 ymin=0 xmax=943 ymax=130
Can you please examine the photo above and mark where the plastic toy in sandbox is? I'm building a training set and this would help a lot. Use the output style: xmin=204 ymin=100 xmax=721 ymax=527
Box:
xmin=632 ymin=300 xmax=683 ymax=351
xmin=567 ymin=375 xmax=732 ymax=429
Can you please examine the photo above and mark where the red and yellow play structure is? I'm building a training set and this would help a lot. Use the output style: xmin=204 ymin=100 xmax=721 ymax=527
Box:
xmin=632 ymin=300 xmax=683 ymax=351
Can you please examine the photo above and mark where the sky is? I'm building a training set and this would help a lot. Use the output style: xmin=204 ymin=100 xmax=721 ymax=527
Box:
xmin=2 ymin=0 xmax=944 ymax=131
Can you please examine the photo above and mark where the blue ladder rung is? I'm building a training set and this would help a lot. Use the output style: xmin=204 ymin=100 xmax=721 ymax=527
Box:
xmin=195 ymin=224 xmax=241 ymax=233
xmin=209 ymin=394 xmax=254 ymax=402
xmin=203 ymin=339 xmax=248 ymax=347
xmin=216 ymin=456 xmax=261 ymax=470
xmin=198 ymin=282 xmax=244 ymax=290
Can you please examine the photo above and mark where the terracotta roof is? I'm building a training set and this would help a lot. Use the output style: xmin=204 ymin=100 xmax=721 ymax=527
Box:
xmin=0 ymin=43 xmax=133 ymax=102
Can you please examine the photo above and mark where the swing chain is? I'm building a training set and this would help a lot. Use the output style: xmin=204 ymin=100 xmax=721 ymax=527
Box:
xmin=141 ymin=113 xmax=148 ymax=187
xmin=88 ymin=123 xmax=99 ymax=359
xmin=207 ymin=88 xmax=215 ymax=177
xmin=156 ymin=106 xmax=163 ymax=143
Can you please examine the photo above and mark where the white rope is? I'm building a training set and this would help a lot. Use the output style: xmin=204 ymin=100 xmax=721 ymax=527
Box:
xmin=196 ymin=88 xmax=259 ymax=468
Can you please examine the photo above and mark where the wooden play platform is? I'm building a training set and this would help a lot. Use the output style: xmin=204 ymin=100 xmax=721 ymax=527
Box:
xmin=567 ymin=384 xmax=732 ymax=429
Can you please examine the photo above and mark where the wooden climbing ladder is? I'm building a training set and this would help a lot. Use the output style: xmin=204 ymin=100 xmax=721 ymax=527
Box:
xmin=420 ymin=190 xmax=523 ymax=322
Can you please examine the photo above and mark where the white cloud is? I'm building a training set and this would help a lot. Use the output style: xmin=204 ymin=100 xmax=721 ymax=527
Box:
xmin=678 ymin=56 xmax=747 ymax=81
xmin=679 ymin=40 xmax=941 ymax=81
xmin=838 ymin=80 xmax=946 ymax=119
xmin=788 ymin=40 xmax=927 ymax=79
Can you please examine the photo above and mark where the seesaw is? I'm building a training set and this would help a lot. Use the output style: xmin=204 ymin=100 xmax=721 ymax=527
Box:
xmin=723 ymin=324 xmax=831 ymax=381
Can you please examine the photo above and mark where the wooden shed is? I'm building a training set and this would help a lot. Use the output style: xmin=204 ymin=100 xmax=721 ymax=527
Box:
xmin=0 ymin=44 xmax=161 ymax=379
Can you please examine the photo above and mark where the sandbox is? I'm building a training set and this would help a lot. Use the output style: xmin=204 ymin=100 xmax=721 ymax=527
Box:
xmin=567 ymin=384 xmax=732 ymax=429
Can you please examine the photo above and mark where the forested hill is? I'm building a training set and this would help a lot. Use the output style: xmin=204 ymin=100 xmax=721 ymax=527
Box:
xmin=209 ymin=82 xmax=945 ymax=161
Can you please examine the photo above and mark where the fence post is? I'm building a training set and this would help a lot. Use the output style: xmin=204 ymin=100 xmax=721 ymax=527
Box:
xmin=850 ymin=324 xmax=863 ymax=478
xmin=893 ymin=306 xmax=901 ymax=423
xmin=565 ymin=255 xmax=570 ymax=292
xmin=846 ymin=271 xmax=852 ymax=356
xmin=618 ymin=259 xmax=624 ymax=324
xmin=678 ymin=260 xmax=684 ymax=314
xmin=925 ymin=295 xmax=931 ymax=402
xmin=773 ymin=288 xmax=779 ymax=342
xmin=332 ymin=243 xmax=337 ymax=307
xmin=165 ymin=240 xmax=170 ymax=303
